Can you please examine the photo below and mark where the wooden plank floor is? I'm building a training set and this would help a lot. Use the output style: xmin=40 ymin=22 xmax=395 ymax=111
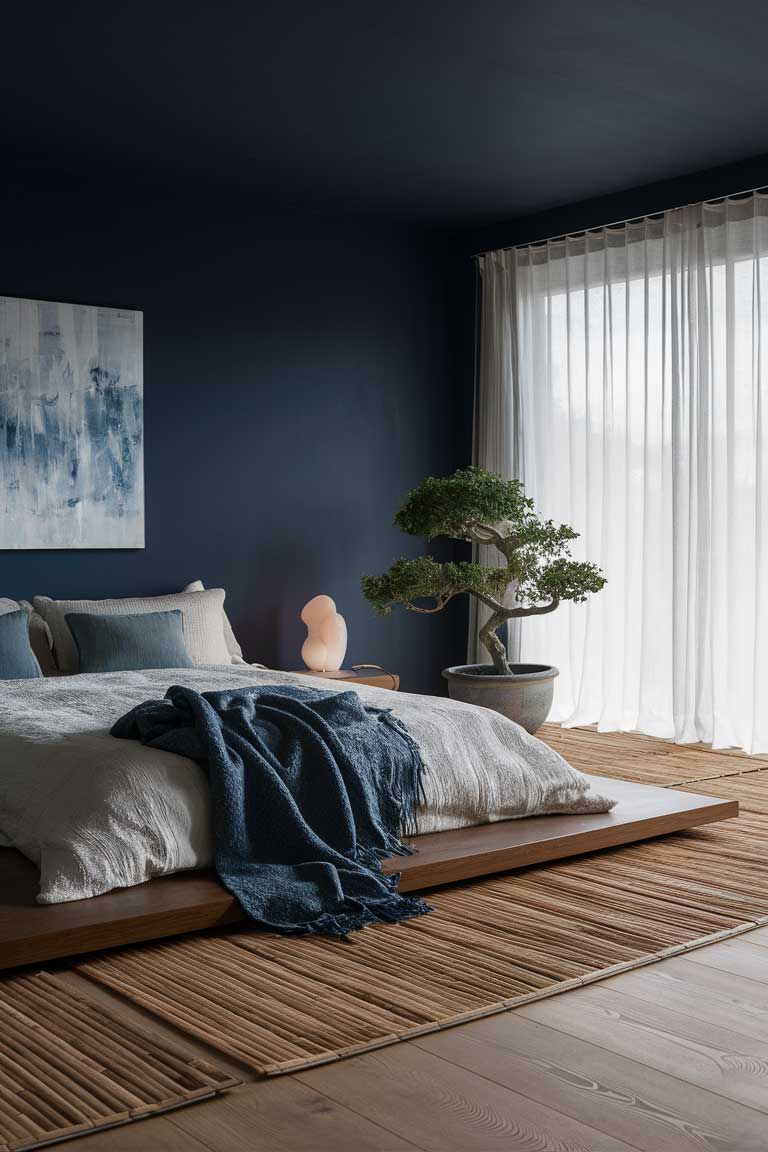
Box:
xmin=58 ymin=925 xmax=768 ymax=1151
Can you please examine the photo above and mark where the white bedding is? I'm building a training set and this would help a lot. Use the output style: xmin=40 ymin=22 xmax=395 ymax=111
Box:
xmin=0 ymin=666 xmax=615 ymax=903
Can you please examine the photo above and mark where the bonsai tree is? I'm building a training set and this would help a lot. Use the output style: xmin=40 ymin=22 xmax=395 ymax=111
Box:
xmin=361 ymin=467 xmax=606 ymax=675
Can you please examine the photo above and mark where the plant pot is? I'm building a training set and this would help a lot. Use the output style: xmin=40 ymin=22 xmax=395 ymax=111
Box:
xmin=442 ymin=663 xmax=559 ymax=734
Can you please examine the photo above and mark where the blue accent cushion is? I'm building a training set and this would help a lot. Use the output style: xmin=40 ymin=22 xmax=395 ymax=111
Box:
xmin=65 ymin=610 xmax=195 ymax=673
xmin=0 ymin=610 xmax=43 ymax=679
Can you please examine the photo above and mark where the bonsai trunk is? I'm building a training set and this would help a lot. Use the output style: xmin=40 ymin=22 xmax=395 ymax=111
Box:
xmin=479 ymin=611 xmax=512 ymax=675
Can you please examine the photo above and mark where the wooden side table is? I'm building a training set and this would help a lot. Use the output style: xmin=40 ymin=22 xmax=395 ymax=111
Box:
xmin=296 ymin=665 xmax=400 ymax=690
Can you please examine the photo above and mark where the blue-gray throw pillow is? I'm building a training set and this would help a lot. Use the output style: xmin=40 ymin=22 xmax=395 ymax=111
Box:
xmin=65 ymin=610 xmax=195 ymax=673
xmin=0 ymin=610 xmax=43 ymax=679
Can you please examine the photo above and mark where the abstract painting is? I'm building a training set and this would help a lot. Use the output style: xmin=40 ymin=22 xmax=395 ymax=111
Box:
xmin=0 ymin=296 xmax=144 ymax=549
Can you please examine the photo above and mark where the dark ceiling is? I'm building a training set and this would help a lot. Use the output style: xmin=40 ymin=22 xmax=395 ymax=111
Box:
xmin=6 ymin=1 xmax=768 ymax=224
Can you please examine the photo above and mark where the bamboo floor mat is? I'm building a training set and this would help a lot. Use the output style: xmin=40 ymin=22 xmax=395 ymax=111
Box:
xmin=77 ymin=728 xmax=768 ymax=1077
xmin=673 ymin=772 xmax=768 ymax=813
xmin=0 ymin=971 xmax=238 ymax=1151
xmin=540 ymin=723 xmax=768 ymax=784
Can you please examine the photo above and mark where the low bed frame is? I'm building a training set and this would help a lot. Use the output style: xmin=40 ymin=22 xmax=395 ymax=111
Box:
xmin=0 ymin=774 xmax=736 ymax=971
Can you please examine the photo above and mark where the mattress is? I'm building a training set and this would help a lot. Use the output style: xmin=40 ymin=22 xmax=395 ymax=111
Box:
xmin=0 ymin=666 xmax=614 ymax=903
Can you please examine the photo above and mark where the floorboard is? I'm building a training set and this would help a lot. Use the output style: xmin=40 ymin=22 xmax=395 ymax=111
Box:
xmin=168 ymin=1078 xmax=418 ymax=1152
xmin=412 ymin=1007 xmax=768 ymax=1152
xmin=297 ymin=1043 xmax=637 ymax=1151
xmin=683 ymin=936 xmax=768 ymax=980
xmin=516 ymin=982 xmax=768 ymax=1115
xmin=63 ymin=1117 xmax=212 ymax=1152
xmin=739 ymin=924 xmax=768 ymax=948
xmin=597 ymin=959 xmax=768 ymax=1044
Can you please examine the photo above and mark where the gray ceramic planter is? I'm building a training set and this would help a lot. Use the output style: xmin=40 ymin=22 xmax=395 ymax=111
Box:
xmin=442 ymin=663 xmax=559 ymax=734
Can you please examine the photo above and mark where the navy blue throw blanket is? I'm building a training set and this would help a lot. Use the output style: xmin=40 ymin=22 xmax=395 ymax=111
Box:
xmin=111 ymin=684 xmax=431 ymax=937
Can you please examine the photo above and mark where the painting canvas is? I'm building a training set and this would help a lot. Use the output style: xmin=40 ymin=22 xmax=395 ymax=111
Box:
xmin=0 ymin=296 xmax=144 ymax=549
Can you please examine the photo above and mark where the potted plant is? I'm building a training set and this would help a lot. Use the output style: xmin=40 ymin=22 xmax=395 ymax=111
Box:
xmin=361 ymin=467 xmax=606 ymax=733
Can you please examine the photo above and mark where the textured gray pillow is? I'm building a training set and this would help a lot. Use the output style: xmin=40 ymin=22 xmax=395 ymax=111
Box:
xmin=34 ymin=588 xmax=231 ymax=674
xmin=66 ymin=610 xmax=194 ymax=673
xmin=182 ymin=580 xmax=245 ymax=663
xmin=0 ymin=598 xmax=56 ymax=675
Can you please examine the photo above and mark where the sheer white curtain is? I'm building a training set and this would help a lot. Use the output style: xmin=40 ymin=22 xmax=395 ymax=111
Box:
xmin=468 ymin=250 xmax=521 ymax=664
xmin=477 ymin=194 xmax=768 ymax=752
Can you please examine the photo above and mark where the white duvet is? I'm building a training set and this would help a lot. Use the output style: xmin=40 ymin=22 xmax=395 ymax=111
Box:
xmin=0 ymin=666 xmax=614 ymax=903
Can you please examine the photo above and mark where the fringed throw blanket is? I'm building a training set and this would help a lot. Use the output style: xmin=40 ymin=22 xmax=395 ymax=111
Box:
xmin=112 ymin=684 xmax=430 ymax=936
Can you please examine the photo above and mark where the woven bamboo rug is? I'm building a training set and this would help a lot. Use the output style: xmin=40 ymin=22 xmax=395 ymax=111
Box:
xmin=77 ymin=728 xmax=768 ymax=1077
xmin=0 ymin=971 xmax=238 ymax=1151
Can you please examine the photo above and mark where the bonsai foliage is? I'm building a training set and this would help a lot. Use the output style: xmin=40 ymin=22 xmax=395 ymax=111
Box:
xmin=362 ymin=467 xmax=606 ymax=675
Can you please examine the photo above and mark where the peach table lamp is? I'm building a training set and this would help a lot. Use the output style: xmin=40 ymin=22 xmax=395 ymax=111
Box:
xmin=300 ymin=595 xmax=348 ymax=672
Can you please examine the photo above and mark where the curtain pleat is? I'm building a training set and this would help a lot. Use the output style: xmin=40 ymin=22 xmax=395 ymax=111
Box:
xmin=470 ymin=251 xmax=521 ymax=664
xmin=476 ymin=194 xmax=768 ymax=752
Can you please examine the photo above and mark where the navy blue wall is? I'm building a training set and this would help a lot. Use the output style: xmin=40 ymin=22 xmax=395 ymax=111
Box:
xmin=0 ymin=195 xmax=466 ymax=692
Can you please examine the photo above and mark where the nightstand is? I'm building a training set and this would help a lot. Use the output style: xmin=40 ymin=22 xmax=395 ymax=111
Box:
xmin=297 ymin=665 xmax=400 ymax=690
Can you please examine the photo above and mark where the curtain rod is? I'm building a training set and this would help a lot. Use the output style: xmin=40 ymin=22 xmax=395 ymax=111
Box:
xmin=471 ymin=183 xmax=768 ymax=260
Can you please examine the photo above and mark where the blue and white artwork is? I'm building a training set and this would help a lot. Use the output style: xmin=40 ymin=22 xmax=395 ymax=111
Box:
xmin=0 ymin=296 xmax=144 ymax=549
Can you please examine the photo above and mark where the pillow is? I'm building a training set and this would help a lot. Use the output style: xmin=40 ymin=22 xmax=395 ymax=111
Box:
xmin=0 ymin=610 xmax=43 ymax=680
xmin=0 ymin=598 xmax=56 ymax=675
xmin=34 ymin=589 xmax=231 ymax=674
xmin=182 ymin=580 xmax=245 ymax=663
xmin=66 ymin=610 xmax=194 ymax=673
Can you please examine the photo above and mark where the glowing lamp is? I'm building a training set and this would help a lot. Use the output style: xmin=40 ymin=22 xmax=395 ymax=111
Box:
xmin=300 ymin=595 xmax=347 ymax=672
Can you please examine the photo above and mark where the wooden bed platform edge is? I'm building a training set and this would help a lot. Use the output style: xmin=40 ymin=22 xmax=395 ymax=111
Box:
xmin=0 ymin=775 xmax=737 ymax=971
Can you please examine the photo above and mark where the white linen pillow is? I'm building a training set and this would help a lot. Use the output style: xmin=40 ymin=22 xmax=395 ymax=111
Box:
xmin=33 ymin=589 xmax=231 ymax=674
xmin=0 ymin=598 xmax=56 ymax=675
xmin=182 ymin=580 xmax=245 ymax=664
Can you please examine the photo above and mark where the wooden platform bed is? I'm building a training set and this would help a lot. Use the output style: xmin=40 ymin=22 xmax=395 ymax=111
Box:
xmin=0 ymin=774 xmax=736 ymax=971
